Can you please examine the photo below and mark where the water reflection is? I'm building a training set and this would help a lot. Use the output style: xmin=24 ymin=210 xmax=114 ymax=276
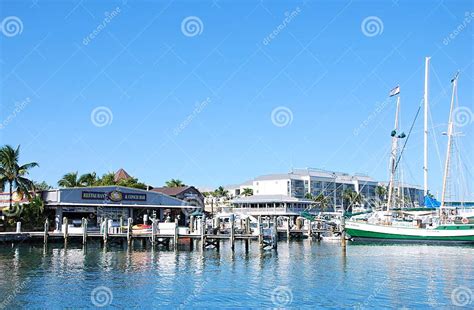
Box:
xmin=0 ymin=242 xmax=472 ymax=308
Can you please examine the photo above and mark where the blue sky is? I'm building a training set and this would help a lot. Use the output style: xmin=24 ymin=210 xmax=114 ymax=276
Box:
xmin=0 ymin=0 xmax=473 ymax=197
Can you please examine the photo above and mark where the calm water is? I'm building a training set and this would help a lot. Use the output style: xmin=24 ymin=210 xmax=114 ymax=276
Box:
xmin=0 ymin=240 xmax=472 ymax=309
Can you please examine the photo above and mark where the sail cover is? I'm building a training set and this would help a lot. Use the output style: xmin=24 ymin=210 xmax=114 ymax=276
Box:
xmin=424 ymin=196 xmax=441 ymax=208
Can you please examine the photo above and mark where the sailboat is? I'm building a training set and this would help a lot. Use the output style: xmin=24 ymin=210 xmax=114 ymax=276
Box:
xmin=345 ymin=58 xmax=474 ymax=243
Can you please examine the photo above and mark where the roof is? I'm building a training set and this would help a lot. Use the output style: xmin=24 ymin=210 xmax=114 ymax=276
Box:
xmin=114 ymin=168 xmax=132 ymax=182
xmin=151 ymin=186 xmax=193 ymax=196
xmin=231 ymin=195 xmax=312 ymax=204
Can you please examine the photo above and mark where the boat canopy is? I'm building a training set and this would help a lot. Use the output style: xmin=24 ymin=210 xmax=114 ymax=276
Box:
xmin=424 ymin=196 xmax=441 ymax=208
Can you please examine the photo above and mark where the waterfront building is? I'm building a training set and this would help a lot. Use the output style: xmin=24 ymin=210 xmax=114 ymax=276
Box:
xmin=226 ymin=168 xmax=424 ymax=215
xmin=41 ymin=186 xmax=192 ymax=230
xmin=226 ymin=194 xmax=313 ymax=216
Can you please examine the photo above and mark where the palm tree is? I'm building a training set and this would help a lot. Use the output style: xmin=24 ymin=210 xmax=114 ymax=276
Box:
xmin=242 ymin=188 xmax=253 ymax=196
xmin=343 ymin=188 xmax=362 ymax=212
xmin=0 ymin=145 xmax=39 ymax=210
xmin=79 ymin=172 xmax=97 ymax=186
xmin=58 ymin=172 xmax=81 ymax=188
xmin=375 ymin=185 xmax=387 ymax=201
xmin=305 ymin=193 xmax=313 ymax=200
xmin=313 ymin=193 xmax=331 ymax=211
xmin=214 ymin=186 xmax=229 ymax=198
xmin=165 ymin=179 xmax=185 ymax=187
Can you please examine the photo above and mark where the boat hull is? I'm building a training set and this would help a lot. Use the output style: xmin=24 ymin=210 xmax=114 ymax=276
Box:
xmin=346 ymin=221 xmax=474 ymax=243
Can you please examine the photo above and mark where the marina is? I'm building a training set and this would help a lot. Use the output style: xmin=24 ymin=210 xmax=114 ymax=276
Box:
xmin=1 ymin=0 xmax=473 ymax=308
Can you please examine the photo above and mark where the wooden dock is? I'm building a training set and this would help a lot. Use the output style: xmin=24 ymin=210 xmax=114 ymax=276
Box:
xmin=1 ymin=215 xmax=341 ymax=251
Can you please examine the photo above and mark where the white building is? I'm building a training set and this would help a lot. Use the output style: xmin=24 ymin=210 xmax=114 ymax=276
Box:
xmin=227 ymin=168 xmax=424 ymax=215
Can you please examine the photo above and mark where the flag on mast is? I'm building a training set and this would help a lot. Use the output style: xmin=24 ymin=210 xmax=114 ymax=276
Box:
xmin=389 ymin=86 xmax=400 ymax=97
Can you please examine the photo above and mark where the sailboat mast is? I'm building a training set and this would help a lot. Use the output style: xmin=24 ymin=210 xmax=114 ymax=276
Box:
xmin=387 ymin=94 xmax=401 ymax=211
xmin=440 ymin=74 xmax=458 ymax=210
xmin=423 ymin=57 xmax=430 ymax=197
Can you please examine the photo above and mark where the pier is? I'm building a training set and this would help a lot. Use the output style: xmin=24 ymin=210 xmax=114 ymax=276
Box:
xmin=0 ymin=215 xmax=341 ymax=251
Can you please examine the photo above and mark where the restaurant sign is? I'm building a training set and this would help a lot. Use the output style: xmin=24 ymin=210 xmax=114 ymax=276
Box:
xmin=81 ymin=190 xmax=146 ymax=202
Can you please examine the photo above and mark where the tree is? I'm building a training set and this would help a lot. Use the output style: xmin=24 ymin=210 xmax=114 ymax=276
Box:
xmin=117 ymin=177 xmax=147 ymax=190
xmin=305 ymin=193 xmax=313 ymax=200
xmin=96 ymin=172 xmax=116 ymax=186
xmin=343 ymin=189 xmax=362 ymax=212
xmin=58 ymin=172 xmax=81 ymax=188
xmin=0 ymin=145 xmax=38 ymax=210
xmin=165 ymin=179 xmax=185 ymax=187
xmin=214 ymin=186 xmax=229 ymax=198
xmin=33 ymin=181 xmax=52 ymax=191
xmin=313 ymin=193 xmax=331 ymax=211
xmin=78 ymin=172 xmax=97 ymax=187
xmin=375 ymin=185 xmax=387 ymax=201
xmin=242 ymin=188 xmax=253 ymax=196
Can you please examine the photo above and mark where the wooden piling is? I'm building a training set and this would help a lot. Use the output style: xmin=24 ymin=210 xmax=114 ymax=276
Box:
xmin=189 ymin=215 xmax=194 ymax=233
xmin=103 ymin=218 xmax=108 ymax=244
xmin=200 ymin=216 xmax=205 ymax=250
xmin=174 ymin=218 xmax=179 ymax=247
xmin=119 ymin=217 xmax=123 ymax=234
xmin=127 ymin=218 xmax=133 ymax=245
xmin=286 ymin=216 xmax=291 ymax=240
xmin=82 ymin=217 xmax=88 ymax=245
xmin=230 ymin=215 xmax=235 ymax=252
xmin=258 ymin=216 xmax=263 ymax=246
xmin=43 ymin=218 xmax=49 ymax=245
xmin=63 ymin=217 xmax=68 ymax=245
xmin=151 ymin=219 xmax=156 ymax=245
xmin=245 ymin=217 xmax=250 ymax=235
xmin=272 ymin=216 xmax=278 ymax=249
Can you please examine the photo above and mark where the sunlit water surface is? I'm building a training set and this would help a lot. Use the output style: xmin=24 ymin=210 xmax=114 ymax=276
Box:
xmin=0 ymin=240 xmax=472 ymax=308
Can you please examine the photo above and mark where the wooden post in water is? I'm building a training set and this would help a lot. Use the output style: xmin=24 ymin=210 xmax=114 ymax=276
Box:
xmin=307 ymin=220 xmax=312 ymax=239
xmin=103 ymin=218 xmax=108 ymax=245
xmin=63 ymin=217 xmax=68 ymax=245
xmin=127 ymin=218 xmax=133 ymax=246
xmin=286 ymin=217 xmax=291 ymax=240
xmin=258 ymin=216 xmax=263 ymax=246
xmin=272 ymin=216 xmax=278 ymax=249
xmin=119 ymin=217 xmax=123 ymax=234
xmin=230 ymin=214 xmax=235 ymax=252
xmin=245 ymin=217 xmax=250 ymax=235
xmin=200 ymin=216 xmax=205 ymax=250
xmin=189 ymin=215 xmax=194 ymax=233
xmin=43 ymin=218 xmax=49 ymax=245
xmin=151 ymin=219 xmax=156 ymax=245
xmin=341 ymin=212 xmax=346 ymax=247
xmin=174 ymin=218 xmax=179 ymax=247
xmin=82 ymin=217 xmax=88 ymax=245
